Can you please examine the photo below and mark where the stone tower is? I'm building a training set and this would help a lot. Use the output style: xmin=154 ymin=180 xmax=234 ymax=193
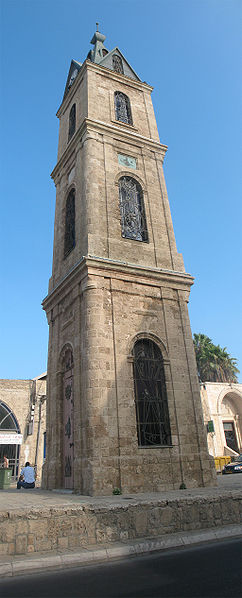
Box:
xmin=42 ymin=28 xmax=216 ymax=495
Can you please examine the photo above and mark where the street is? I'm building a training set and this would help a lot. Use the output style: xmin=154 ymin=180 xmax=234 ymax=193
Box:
xmin=0 ymin=537 xmax=241 ymax=598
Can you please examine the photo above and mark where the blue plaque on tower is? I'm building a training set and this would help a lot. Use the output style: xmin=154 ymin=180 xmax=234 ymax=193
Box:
xmin=118 ymin=154 xmax=137 ymax=169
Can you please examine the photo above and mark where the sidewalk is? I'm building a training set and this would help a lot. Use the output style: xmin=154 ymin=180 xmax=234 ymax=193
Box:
xmin=1 ymin=472 xmax=241 ymax=511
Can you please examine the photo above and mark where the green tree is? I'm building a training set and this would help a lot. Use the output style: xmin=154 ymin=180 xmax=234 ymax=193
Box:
xmin=193 ymin=333 xmax=239 ymax=383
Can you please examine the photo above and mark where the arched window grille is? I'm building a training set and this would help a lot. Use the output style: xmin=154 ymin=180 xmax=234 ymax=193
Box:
xmin=133 ymin=339 xmax=172 ymax=447
xmin=0 ymin=402 xmax=20 ymax=479
xmin=0 ymin=402 xmax=20 ymax=431
xmin=68 ymin=104 xmax=76 ymax=141
xmin=64 ymin=189 xmax=75 ymax=258
xmin=118 ymin=176 xmax=148 ymax=242
xmin=114 ymin=91 xmax=132 ymax=125
xmin=112 ymin=55 xmax=124 ymax=74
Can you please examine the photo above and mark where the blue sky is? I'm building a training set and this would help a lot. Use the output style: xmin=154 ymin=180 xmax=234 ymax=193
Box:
xmin=1 ymin=0 xmax=241 ymax=381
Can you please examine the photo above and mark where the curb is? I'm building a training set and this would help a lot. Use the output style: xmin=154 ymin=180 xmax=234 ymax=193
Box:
xmin=0 ymin=524 xmax=241 ymax=578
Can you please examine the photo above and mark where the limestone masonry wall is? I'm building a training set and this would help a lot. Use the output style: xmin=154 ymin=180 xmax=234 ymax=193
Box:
xmin=0 ymin=491 xmax=241 ymax=556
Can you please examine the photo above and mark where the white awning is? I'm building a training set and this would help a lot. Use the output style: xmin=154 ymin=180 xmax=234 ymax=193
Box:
xmin=0 ymin=433 xmax=23 ymax=445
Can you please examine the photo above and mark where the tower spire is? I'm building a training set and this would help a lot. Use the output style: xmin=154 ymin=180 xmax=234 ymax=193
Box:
xmin=89 ymin=25 xmax=108 ymax=64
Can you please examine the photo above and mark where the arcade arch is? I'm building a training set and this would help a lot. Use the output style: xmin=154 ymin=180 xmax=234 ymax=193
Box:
xmin=0 ymin=402 xmax=21 ymax=478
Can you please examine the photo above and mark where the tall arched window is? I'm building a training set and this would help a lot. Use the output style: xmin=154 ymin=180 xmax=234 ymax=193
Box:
xmin=0 ymin=402 xmax=20 ymax=431
xmin=68 ymin=104 xmax=76 ymax=141
xmin=114 ymin=91 xmax=132 ymax=125
xmin=118 ymin=176 xmax=148 ymax=242
xmin=112 ymin=55 xmax=124 ymax=74
xmin=64 ymin=189 xmax=75 ymax=258
xmin=133 ymin=339 xmax=172 ymax=447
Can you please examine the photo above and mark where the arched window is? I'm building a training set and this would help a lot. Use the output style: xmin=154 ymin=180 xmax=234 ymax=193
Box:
xmin=68 ymin=104 xmax=76 ymax=141
xmin=64 ymin=189 xmax=75 ymax=258
xmin=118 ymin=176 xmax=148 ymax=242
xmin=0 ymin=402 xmax=20 ymax=431
xmin=112 ymin=55 xmax=124 ymax=74
xmin=114 ymin=91 xmax=132 ymax=125
xmin=0 ymin=402 xmax=20 ymax=479
xmin=133 ymin=339 xmax=171 ymax=447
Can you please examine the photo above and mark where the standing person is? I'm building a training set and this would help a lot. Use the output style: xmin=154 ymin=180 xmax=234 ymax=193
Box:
xmin=17 ymin=462 xmax=35 ymax=489
xmin=3 ymin=456 xmax=9 ymax=468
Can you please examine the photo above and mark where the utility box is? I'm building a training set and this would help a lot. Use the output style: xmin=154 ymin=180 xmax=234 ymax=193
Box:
xmin=0 ymin=468 xmax=12 ymax=489
xmin=207 ymin=420 xmax=215 ymax=433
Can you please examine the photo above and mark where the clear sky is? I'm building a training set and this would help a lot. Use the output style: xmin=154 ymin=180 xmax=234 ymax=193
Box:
xmin=1 ymin=0 xmax=241 ymax=381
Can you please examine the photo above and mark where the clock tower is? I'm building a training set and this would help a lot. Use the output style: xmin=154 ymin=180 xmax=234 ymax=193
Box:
xmin=42 ymin=27 xmax=216 ymax=494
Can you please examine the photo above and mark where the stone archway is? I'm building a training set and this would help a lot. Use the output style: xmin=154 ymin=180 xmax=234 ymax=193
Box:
xmin=0 ymin=401 xmax=21 ymax=478
xmin=220 ymin=391 xmax=242 ymax=455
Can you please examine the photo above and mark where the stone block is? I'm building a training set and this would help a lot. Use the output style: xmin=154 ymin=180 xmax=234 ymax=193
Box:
xmin=134 ymin=510 xmax=148 ymax=535
xmin=0 ymin=522 xmax=15 ymax=543
xmin=0 ymin=542 xmax=10 ymax=555
xmin=16 ymin=535 xmax=28 ymax=555
xmin=58 ymin=536 xmax=69 ymax=549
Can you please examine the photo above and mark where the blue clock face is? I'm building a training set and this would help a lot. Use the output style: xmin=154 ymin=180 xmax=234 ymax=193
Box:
xmin=118 ymin=153 xmax=137 ymax=169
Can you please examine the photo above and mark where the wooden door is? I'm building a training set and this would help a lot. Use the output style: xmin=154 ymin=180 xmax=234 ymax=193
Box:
xmin=63 ymin=351 xmax=74 ymax=489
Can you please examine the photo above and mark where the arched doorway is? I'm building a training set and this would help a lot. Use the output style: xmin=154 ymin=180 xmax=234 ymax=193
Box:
xmin=220 ymin=391 xmax=242 ymax=455
xmin=62 ymin=348 xmax=74 ymax=489
xmin=0 ymin=402 xmax=22 ymax=478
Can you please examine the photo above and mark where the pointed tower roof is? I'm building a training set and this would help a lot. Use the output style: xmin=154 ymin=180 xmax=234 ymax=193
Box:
xmin=62 ymin=25 xmax=141 ymax=104
xmin=87 ymin=23 xmax=109 ymax=64
xmin=87 ymin=24 xmax=141 ymax=81
xmin=63 ymin=59 xmax=82 ymax=101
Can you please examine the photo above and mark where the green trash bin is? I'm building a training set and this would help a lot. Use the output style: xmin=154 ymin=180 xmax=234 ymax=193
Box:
xmin=0 ymin=468 xmax=12 ymax=489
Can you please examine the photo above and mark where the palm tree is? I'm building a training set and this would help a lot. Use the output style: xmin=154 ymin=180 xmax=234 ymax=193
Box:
xmin=193 ymin=333 xmax=239 ymax=383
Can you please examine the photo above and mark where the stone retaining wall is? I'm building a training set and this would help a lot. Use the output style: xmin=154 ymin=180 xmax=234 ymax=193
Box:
xmin=0 ymin=492 xmax=241 ymax=557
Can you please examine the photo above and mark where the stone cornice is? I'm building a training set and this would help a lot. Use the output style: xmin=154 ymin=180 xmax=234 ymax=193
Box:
xmin=42 ymin=255 xmax=194 ymax=311
xmin=86 ymin=60 xmax=153 ymax=92
xmin=51 ymin=117 xmax=168 ymax=183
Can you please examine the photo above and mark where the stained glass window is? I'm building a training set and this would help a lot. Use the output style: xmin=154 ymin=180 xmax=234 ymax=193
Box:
xmin=118 ymin=176 xmax=148 ymax=242
xmin=114 ymin=92 xmax=132 ymax=125
xmin=68 ymin=104 xmax=76 ymax=141
xmin=64 ymin=189 xmax=75 ymax=258
xmin=112 ymin=55 xmax=124 ymax=74
xmin=133 ymin=339 xmax=172 ymax=447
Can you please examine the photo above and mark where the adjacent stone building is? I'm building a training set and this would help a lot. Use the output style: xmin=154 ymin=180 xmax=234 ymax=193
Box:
xmin=0 ymin=374 xmax=46 ymax=484
xmin=201 ymin=382 xmax=242 ymax=458
xmin=42 ymin=27 xmax=216 ymax=495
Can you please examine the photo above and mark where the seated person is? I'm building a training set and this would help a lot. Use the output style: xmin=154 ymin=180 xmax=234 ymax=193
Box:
xmin=17 ymin=462 xmax=35 ymax=489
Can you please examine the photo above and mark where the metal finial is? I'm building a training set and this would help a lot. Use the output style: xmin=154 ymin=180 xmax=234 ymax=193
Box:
xmin=96 ymin=22 xmax=99 ymax=32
